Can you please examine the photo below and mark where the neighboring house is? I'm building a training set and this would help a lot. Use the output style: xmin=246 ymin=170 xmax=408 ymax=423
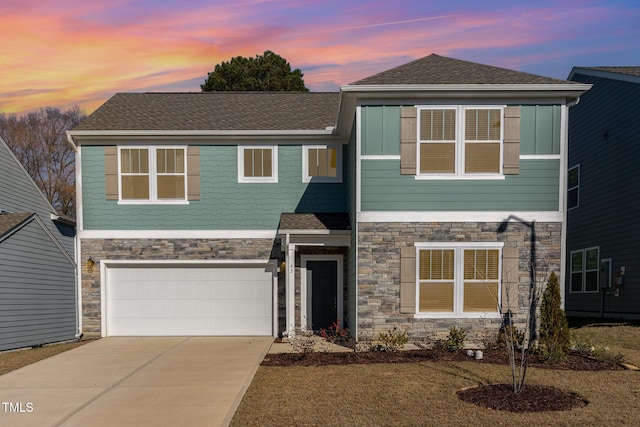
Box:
xmin=67 ymin=54 xmax=589 ymax=340
xmin=0 ymin=136 xmax=77 ymax=351
xmin=565 ymin=66 xmax=640 ymax=319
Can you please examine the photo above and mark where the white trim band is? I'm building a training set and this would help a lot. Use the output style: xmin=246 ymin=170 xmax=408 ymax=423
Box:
xmin=79 ymin=230 xmax=278 ymax=239
xmin=357 ymin=211 xmax=563 ymax=223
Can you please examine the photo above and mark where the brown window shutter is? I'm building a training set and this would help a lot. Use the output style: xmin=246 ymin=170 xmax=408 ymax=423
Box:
xmin=503 ymin=106 xmax=521 ymax=175
xmin=400 ymin=246 xmax=417 ymax=313
xmin=501 ymin=247 xmax=520 ymax=314
xmin=400 ymin=107 xmax=417 ymax=175
xmin=104 ymin=146 xmax=118 ymax=200
xmin=187 ymin=146 xmax=200 ymax=201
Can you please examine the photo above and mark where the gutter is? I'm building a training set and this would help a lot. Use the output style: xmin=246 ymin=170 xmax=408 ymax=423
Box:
xmin=66 ymin=131 xmax=83 ymax=339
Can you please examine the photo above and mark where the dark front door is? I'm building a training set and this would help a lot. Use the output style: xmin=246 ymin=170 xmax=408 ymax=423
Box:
xmin=307 ymin=260 xmax=338 ymax=331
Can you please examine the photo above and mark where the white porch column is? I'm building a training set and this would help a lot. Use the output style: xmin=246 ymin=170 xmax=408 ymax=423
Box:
xmin=285 ymin=234 xmax=296 ymax=336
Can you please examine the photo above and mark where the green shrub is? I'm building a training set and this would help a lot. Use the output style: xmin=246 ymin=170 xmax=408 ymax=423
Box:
xmin=443 ymin=326 xmax=467 ymax=352
xmin=371 ymin=327 xmax=409 ymax=352
xmin=497 ymin=325 xmax=525 ymax=349
xmin=539 ymin=272 xmax=570 ymax=362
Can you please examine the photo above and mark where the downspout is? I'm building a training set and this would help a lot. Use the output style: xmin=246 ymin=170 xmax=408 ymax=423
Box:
xmin=66 ymin=132 xmax=83 ymax=339
xmin=561 ymin=96 xmax=581 ymax=311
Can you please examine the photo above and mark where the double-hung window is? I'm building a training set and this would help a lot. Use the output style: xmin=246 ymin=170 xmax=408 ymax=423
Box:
xmin=238 ymin=146 xmax=278 ymax=183
xmin=418 ymin=106 xmax=504 ymax=177
xmin=416 ymin=243 xmax=502 ymax=317
xmin=119 ymin=146 xmax=187 ymax=203
xmin=570 ymin=247 xmax=599 ymax=293
xmin=567 ymin=165 xmax=579 ymax=210
xmin=303 ymin=145 xmax=342 ymax=183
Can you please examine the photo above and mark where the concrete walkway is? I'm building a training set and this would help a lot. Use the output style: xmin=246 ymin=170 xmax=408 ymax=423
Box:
xmin=0 ymin=337 xmax=273 ymax=427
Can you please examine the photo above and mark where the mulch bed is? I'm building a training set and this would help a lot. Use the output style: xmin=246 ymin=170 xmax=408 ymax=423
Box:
xmin=261 ymin=347 xmax=621 ymax=413
xmin=457 ymin=384 xmax=588 ymax=412
xmin=261 ymin=347 xmax=623 ymax=371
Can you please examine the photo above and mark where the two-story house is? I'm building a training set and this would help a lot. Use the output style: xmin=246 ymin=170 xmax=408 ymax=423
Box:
xmin=67 ymin=54 xmax=590 ymax=340
xmin=566 ymin=66 xmax=640 ymax=319
xmin=0 ymin=136 xmax=77 ymax=351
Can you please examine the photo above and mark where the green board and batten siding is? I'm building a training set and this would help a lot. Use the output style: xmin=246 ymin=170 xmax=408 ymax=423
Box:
xmin=81 ymin=145 xmax=348 ymax=230
xmin=359 ymin=105 xmax=562 ymax=211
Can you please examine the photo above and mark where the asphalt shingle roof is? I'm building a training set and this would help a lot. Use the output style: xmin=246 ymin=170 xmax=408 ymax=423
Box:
xmin=74 ymin=92 xmax=340 ymax=131
xmin=351 ymin=53 xmax=574 ymax=85
xmin=578 ymin=66 xmax=640 ymax=77
xmin=0 ymin=212 xmax=33 ymax=239
xmin=279 ymin=213 xmax=350 ymax=231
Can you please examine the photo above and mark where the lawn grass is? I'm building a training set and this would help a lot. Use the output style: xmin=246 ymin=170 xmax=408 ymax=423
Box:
xmin=569 ymin=318 xmax=640 ymax=366
xmin=0 ymin=339 xmax=92 ymax=376
xmin=232 ymin=320 xmax=640 ymax=426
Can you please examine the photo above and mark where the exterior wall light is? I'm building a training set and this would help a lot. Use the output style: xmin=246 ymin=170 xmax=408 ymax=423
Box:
xmin=86 ymin=257 xmax=95 ymax=273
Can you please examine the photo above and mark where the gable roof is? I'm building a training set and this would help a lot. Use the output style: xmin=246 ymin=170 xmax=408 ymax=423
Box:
xmin=569 ymin=66 xmax=640 ymax=85
xmin=0 ymin=212 xmax=34 ymax=241
xmin=279 ymin=213 xmax=350 ymax=233
xmin=577 ymin=66 xmax=640 ymax=77
xmin=350 ymin=54 xmax=574 ymax=86
xmin=73 ymin=92 xmax=340 ymax=132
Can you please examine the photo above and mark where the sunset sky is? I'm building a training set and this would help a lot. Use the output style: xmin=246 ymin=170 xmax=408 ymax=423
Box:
xmin=1 ymin=0 xmax=638 ymax=116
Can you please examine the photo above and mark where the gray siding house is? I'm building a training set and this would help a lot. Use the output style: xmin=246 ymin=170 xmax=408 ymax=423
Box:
xmin=0 ymin=136 xmax=77 ymax=351
xmin=68 ymin=54 xmax=589 ymax=340
xmin=566 ymin=66 xmax=640 ymax=319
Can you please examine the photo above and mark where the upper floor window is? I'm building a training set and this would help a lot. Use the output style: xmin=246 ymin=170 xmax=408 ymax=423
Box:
xmin=238 ymin=146 xmax=278 ymax=183
xmin=119 ymin=146 xmax=186 ymax=203
xmin=418 ymin=106 xmax=504 ymax=177
xmin=570 ymin=247 xmax=599 ymax=293
xmin=567 ymin=165 xmax=579 ymax=210
xmin=303 ymin=145 xmax=342 ymax=183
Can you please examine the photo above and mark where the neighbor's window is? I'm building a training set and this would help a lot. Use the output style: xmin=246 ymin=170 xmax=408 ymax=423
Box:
xmin=119 ymin=146 xmax=186 ymax=203
xmin=418 ymin=106 xmax=503 ymax=176
xmin=567 ymin=165 xmax=579 ymax=210
xmin=417 ymin=244 xmax=501 ymax=316
xmin=303 ymin=145 xmax=342 ymax=183
xmin=238 ymin=146 xmax=278 ymax=183
xmin=570 ymin=247 xmax=599 ymax=293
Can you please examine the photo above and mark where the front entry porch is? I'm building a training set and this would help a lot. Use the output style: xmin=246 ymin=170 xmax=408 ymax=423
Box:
xmin=278 ymin=213 xmax=351 ymax=336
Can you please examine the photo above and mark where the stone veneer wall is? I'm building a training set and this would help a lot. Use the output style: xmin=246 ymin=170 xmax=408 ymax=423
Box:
xmin=80 ymin=238 xmax=281 ymax=335
xmin=356 ymin=221 xmax=562 ymax=340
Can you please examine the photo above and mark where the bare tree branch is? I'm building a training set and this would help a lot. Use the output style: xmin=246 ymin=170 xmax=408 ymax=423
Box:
xmin=0 ymin=106 xmax=85 ymax=217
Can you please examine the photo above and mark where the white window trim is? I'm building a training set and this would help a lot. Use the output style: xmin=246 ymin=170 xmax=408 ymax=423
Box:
xmin=570 ymin=246 xmax=599 ymax=293
xmin=567 ymin=164 xmax=580 ymax=210
xmin=118 ymin=145 xmax=188 ymax=205
xmin=237 ymin=145 xmax=278 ymax=183
xmin=302 ymin=144 xmax=343 ymax=183
xmin=414 ymin=241 xmax=503 ymax=319
xmin=416 ymin=105 xmax=505 ymax=180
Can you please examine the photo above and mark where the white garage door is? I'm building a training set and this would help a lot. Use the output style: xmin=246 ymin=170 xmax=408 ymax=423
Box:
xmin=105 ymin=264 xmax=274 ymax=336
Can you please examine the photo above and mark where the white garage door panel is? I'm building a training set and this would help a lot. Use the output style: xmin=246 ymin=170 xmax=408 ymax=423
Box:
xmin=106 ymin=266 xmax=273 ymax=336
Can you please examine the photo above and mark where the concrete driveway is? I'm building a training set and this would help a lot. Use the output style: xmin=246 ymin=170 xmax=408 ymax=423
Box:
xmin=0 ymin=337 xmax=273 ymax=427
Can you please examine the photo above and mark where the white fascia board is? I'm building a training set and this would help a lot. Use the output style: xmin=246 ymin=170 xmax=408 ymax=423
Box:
xmin=357 ymin=211 xmax=563 ymax=223
xmin=341 ymin=83 xmax=592 ymax=93
xmin=79 ymin=230 xmax=277 ymax=239
xmin=68 ymin=129 xmax=337 ymax=141
xmin=569 ymin=68 xmax=640 ymax=85
xmin=277 ymin=229 xmax=351 ymax=235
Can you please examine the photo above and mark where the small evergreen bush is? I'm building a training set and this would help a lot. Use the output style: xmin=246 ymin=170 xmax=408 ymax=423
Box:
xmin=371 ymin=327 xmax=409 ymax=352
xmin=539 ymin=272 xmax=570 ymax=362
xmin=443 ymin=326 xmax=467 ymax=352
